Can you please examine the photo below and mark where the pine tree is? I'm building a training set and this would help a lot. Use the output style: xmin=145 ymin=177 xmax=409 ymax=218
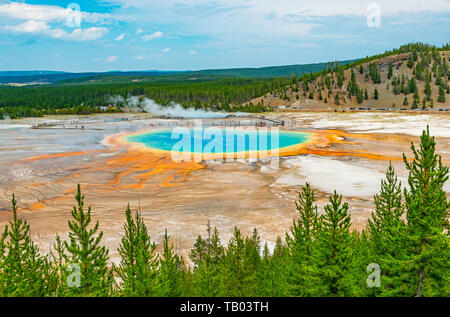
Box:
xmin=311 ymin=192 xmax=356 ymax=296
xmin=407 ymin=54 xmax=415 ymax=68
xmin=209 ymin=227 xmax=225 ymax=264
xmin=369 ymin=164 xmax=405 ymax=242
xmin=401 ymin=127 xmax=449 ymax=297
xmin=257 ymin=241 xmax=288 ymax=296
xmin=285 ymin=183 xmax=320 ymax=296
xmin=350 ymin=69 xmax=357 ymax=94
xmin=0 ymin=223 xmax=7 ymax=295
xmin=413 ymin=88 xmax=420 ymax=102
xmin=220 ymin=228 xmax=259 ymax=296
xmin=334 ymin=93 xmax=340 ymax=105
xmin=403 ymin=97 xmax=409 ymax=106
xmin=347 ymin=229 xmax=375 ymax=296
xmin=388 ymin=62 xmax=393 ymax=79
xmin=357 ymin=88 xmax=363 ymax=104
xmin=408 ymin=77 xmax=417 ymax=94
xmin=437 ymin=86 xmax=446 ymax=103
xmin=412 ymin=98 xmax=419 ymax=110
xmin=190 ymin=224 xmax=225 ymax=297
xmin=400 ymin=75 xmax=406 ymax=94
xmin=63 ymin=184 xmax=113 ymax=296
xmin=374 ymin=88 xmax=379 ymax=100
xmin=258 ymin=243 xmax=275 ymax=296
xmin=158 ymin=229 xmax=184 ymax=296
xmin=369 ymin=63 xmax=381 ymax=83
xmin=424 ymin=74 xmax=432 ymax=100
xmin=48 ymin=234 xmax=68 ymax=296
xmin=367 ymin=164 xmax=408 ymax=296
xmin=244 ymin=229 xmax=262 ymax=294
xmin=0 ymin=194 xmax=50 ymax=296
xmin=190 ymin=235 xmax=207 ymax=268
xmin=116 ymin=204 xmax=160 ymax=296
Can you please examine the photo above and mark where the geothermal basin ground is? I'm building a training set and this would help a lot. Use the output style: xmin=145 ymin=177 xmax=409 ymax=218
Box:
xmin=0 ymin=112 xmax=449 ymax=264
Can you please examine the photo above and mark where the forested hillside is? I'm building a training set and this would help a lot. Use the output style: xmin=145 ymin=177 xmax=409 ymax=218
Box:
xmin=1 ymin=43 xmax=449 ymax=120
xmin=0 ymin=77 xmax=290 ymax=118
xmin=255 ymin=43 xmax=450 ymax=110
xmin=0 ymin=128 xmax=448 ymax=297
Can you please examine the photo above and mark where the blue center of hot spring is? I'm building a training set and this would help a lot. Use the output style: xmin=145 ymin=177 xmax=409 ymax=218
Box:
xmin=125 ymin=129 xmax=311 ymax=154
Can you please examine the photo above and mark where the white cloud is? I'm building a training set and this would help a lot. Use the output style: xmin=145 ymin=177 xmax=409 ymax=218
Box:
xmin=135 ymin=0 xmax=450 ymax=17
xmin=162 ymin=48 xmax=171 ymax=53
xmin=142 ymin=31 xmax=163 ymax=41
xmin=134 ymin=55 xmax=144 ymax=60
xmin=189 ymin=50 xmax=197 ymax=55
xmin=289 ymin=0 xmax=450 ymax=16
xmin=1 ymin=18 xmax=109 ymax=42
xmin=0 ymin=2 xmax=71 ymax=22
xmin=293 ymin=43 xmax=320 ymax=48
xmin=2 ymin=0 xmax=448 ymax=57
xmin=0 ymin=2 xmax=110 ymax=24
xmin=105 ymin=55 xmax=117 ymax=62
xmin=110 ymin=0 xmax=450 ymax=47
xmin=109 ymin=1 xmax=319 ymax=47
xmin=59 ymin=27 xmax=109 ymax=41
xmin=0 ymin=2 xmax=110 ymax=42
xmin=115 ymin=33 xmax=126 ymax=41
xmin=4 ymin=20 xmax=50 ymax=34
xmin=49 ymin=27 xmax=108 ymax=41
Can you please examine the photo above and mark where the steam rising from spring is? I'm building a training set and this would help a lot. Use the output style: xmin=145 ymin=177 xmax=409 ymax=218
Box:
xmin=109 ymin=95 xmax=236 ymax=119
xmin=1 ymin=114 xmax=11 ymax=122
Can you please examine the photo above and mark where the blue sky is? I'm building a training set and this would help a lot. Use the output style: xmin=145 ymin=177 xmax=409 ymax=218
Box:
xmin=0 ymin=0 xmax=449 ymax=72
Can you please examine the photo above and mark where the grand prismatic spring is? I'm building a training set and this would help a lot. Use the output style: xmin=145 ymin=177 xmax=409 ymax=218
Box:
xmin=124 ymin=128 xmax=312 ymax=159
xmin=0 ymin=112 xmax=449 ymax=262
